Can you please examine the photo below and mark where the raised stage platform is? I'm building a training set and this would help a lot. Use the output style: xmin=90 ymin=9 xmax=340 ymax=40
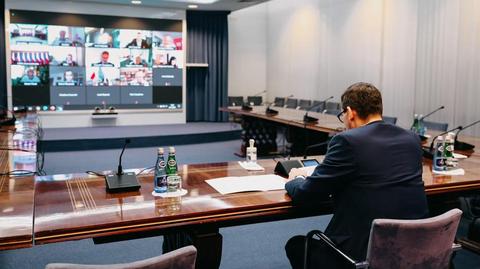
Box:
xmin=38 ymin=122 xmax=242 ymax=152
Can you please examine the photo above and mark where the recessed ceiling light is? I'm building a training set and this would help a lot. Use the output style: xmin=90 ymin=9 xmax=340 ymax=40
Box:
xmin=188 ymin=4 xmax=199 ymax=8
xmin=131 ymin=0 xmax=142 ymax=4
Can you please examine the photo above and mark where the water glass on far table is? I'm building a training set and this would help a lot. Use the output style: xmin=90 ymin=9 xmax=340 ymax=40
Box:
xmin=167 ymin=175 xmax=182 ymax=192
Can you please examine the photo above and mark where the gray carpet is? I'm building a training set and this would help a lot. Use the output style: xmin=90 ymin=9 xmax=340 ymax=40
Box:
xmin=1 ymin=139 xmax=480 ymax=268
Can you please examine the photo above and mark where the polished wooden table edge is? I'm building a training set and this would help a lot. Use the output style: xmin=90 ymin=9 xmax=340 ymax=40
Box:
xmin=425 ymin=181 xmax=480 ymax=195
xmin=0 ymin=238 xmax=33 ymax=251
xmin=219 ymin=107 xmax=341 ymax=133
xmin=34 ymin=205 xmax=295 ymax=244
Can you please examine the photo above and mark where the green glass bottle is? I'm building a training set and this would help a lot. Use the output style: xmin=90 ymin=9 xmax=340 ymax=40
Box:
xmin=166 ymin=146 xmax=178 ymax=176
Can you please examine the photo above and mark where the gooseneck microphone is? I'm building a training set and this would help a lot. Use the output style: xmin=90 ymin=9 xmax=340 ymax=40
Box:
xmin=423 ymin=125 xmax=463 ymax=159
xmin=419 ymin=105 xmax=445 ymax=121
xmin=303 ymin=96 xmax=334 ymax=124
xmin=105 ymin=138 xmax=141 ymax=193
xmin=454 ymin=119 xmax=480 ymax=150
xmin=117 ymin=138 xmax=130 ymax=175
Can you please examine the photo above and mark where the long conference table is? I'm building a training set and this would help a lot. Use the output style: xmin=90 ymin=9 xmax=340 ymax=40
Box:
xmin=220 ymin=105 xmax=345 ymax=156
xmin=1 ymin=113 xmax=480 ymax=269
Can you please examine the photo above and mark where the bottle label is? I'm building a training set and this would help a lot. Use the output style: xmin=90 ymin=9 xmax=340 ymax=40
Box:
xmin=168 ymin=159 xmax=177 ymax=167
xmin=157 ymin=160 xmax=166 ymax=169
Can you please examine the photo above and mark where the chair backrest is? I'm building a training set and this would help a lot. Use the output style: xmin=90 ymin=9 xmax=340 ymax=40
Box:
xmin=45 ymin=245 xmax=197 ymax=269
xmin=273 ymin=97 xmax=285 ymax=107
xmin=285 ymin=98 xmax=298 ymax=109
xmin=228 ymin=96 xmax=244 ymax=107
xmin=247 ymin=96 xmax=263 ymax=106
xmin=323 ymin=108 xmax=341 ymax=115
xmin=383 ymin=116 xmax=397 ymax=125
xmin=298 ymin=99 xmax=312 ymax=110
xmin=366 ymin=209 xmax=462 ymax=269
xmin=423 ymin=120 xmax=449 ymax=132
xmin=311 ymin=100 xmax=326 ymax=112
xmin=325 ymin=102 xmax=340 ymax=110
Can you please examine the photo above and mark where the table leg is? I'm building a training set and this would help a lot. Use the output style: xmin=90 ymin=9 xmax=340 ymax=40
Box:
xmin=191 ymin=227 xmax=223 ymax=269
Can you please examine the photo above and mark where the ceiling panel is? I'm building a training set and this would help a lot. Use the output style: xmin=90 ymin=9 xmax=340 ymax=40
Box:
xmin=60 ymin=0 xmax=269 ymax=11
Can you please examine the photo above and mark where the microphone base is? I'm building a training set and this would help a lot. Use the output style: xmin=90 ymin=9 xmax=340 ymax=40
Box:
xmin=241 ymin=105 xmax=253 ymax=111
xmin=266 ymin=108 xmax=279 ymax=116
xmin=455 ymin=140 xmax=475 ymax=151
xmin=303 ymin=115 xmax=318 ymax=124
xmin=105 ymin=172 xmax=141 ymax=193
xmin=422 ymin=147 xmax=434 ymax=159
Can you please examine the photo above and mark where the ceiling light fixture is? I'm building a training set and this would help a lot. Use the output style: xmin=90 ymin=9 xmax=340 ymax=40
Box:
xmin=188 ymin=4 xmax=199 ymax=8
xmin=131 ymin=0 xmax=142 ymax=4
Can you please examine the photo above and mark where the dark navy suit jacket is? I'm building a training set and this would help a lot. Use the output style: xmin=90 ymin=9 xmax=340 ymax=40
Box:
xmin=286 ymin=120 xmax=429 ymax=261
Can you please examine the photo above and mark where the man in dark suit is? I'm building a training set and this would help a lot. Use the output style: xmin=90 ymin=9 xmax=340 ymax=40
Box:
xmin=285 ymin=82 xmax=429 ymax=269
xmin=126 ymin=32 xmax=150 ymax=49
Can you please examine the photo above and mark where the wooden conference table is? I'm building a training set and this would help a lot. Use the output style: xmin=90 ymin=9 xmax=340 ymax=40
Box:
xmin=220 ymin=106 xmax=344 ymax=156
xmin=2 ymin=114 xmax=480 ymax=269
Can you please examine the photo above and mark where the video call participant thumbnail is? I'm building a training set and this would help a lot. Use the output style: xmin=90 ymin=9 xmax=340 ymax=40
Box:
xmin=126 ymin=31 xmax=151 ymax=49
xmin=50 ymin=66 xmax=84 ymax=86
xmin=11 ymin=65 xmax=48 ymax=86
xmin=85 ymin=28 xmax=114 ymax=48
xmin=48 ymin=26 xmax=85 ymax=47
xmin=120 ymin=68 xmax=152 ymax=86
xmin=91 ymin=51 xmax=115 ymax=67
xmin=10 ymin=24 xmax=48 ymax=45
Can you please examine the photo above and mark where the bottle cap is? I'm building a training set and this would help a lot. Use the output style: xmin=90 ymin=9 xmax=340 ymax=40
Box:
xmin=158 ymin=147 xmax=164 ymax=154
xmin=169 ymin=146 xmax=175 ymax=153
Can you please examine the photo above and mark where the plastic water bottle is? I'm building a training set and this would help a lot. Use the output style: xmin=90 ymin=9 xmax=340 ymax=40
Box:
xmin=166 ymin=146 xmax=178 ymax=175
xmin=154 ymin=147 xmax=167 ymax=193
xmin=433 ymin=136 xmax=446 ymax=171
xmin=246 ymin=139 xmax=257 ymax=163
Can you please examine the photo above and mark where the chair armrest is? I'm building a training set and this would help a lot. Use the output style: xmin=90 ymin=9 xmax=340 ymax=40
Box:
xmin=453 ymin=243 xmax=462 ymax=252
xmin=304 ymin=230 xmax=368 ymax=269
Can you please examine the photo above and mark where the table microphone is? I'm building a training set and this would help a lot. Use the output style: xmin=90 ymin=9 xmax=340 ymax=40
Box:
xmin=303 ymin=96 xmax=334 ymax=124
xmin=419 ymin=105 xmax=445 ymax=121
xmin=105 ymin=138 xmax=141 ymax=192
xmin=454 ymin=119 xmax=480 ymax=150
xmin=423 ymin=125 xmax=462 ymax=159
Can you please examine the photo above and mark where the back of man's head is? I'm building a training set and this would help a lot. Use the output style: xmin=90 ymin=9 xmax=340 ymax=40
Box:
xmin=341 ymin=82 xmax=383 ymax=119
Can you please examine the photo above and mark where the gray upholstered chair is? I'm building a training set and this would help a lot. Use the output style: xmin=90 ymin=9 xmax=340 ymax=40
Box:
xmin=45 ymin=245 xmax=197 ymax=269
xmin=228 ymin=96 xmax=244 ymax=107
xmin=311 ymin=100 xmax=326 ymax=112
xmin=298 ymin=99 xmax=312 ymax=110
xmin=247 ymin=96 xmax=263 ymax=106
xmin=383 ymin=116 xmax=397 ymax=125
xmin=423 ymin=120 xmax=449 ymax=132
xmin=323 ymin=102 xmax=341 ymax=115
xmin=285 ymin=98 xmax=298 ymax=109
xmin=304 ymin=209 xmax=462 ymax=269
xmin=273 ymin=97 xmax=285 ymax=107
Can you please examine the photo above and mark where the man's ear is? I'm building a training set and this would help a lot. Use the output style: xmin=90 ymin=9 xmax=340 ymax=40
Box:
xmin=346 ymin=106 xmax=355 ymax=121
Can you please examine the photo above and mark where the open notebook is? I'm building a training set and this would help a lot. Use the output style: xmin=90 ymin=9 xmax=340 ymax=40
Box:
xmin=206 ymin=174 xmax=287 ymax=195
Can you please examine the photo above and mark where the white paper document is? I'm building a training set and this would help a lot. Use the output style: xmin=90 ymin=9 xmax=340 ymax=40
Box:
xmin=453 ymin=153 xmax=468 ymax=159
xmin=206 ymin=174 xmax=287 ymax=195
xmin=432 ymin=168 xmax=465 ymax=176
xmin=238 ymin=161 xmax=265 ymax=171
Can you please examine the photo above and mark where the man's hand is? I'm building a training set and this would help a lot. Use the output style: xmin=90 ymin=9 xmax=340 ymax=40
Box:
xmin=288 ymin=167 xmax=308 ymax=180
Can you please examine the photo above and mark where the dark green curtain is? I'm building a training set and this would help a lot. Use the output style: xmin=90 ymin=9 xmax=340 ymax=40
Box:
xmin=0 ymin=0 xmax=7 ymax=113
xmin=186 ymin=11 xmax=229 ymax=122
